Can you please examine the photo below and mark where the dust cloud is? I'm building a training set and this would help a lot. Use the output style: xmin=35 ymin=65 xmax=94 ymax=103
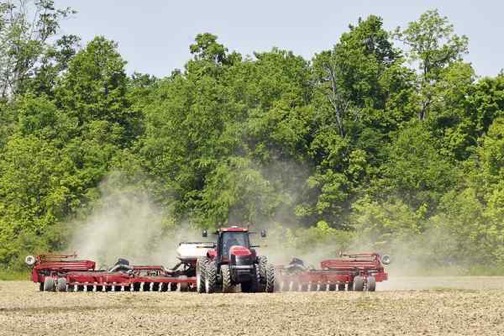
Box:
xmin=70 ymin=175 xmax=203 ymax=268
xmin=70 ymin=165 xmax=470 ymax=279
xmin=256 ymin=219 xmax=468 ymax=278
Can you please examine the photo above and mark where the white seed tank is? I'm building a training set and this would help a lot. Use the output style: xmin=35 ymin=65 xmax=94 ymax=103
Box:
xmin=176 ymin=243 xmax=210 ymax=261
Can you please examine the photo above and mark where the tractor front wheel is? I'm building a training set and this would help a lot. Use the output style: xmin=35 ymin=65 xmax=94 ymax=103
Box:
xmin=221 ymin=264 xmax=233 ymax=293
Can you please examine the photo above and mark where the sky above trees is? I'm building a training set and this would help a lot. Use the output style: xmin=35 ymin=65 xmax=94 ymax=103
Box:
xmin=53 ymin=0 xmax=503 ymax=78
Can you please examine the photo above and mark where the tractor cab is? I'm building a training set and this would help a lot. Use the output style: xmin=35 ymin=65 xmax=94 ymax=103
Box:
xmin=203 ymin=226 xmax=254 ymax=264
xmin=218 ymin=229 xmax=251 ymax=261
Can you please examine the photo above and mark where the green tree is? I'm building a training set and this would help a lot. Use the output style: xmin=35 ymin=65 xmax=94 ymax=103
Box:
xmin=0 ymin=0 xmax=74 ymax=98
xmin=21 ymin=34 xmax=81 ymax=97
xmin=425 ymin=62 xmax=476 ymax=160
xmin=383 ymin=122 xmax=456 ymax=211
xmin=312 ymin=15 xmax=402 ymax=137
xmin=466 ymin=74 xmax=504 ymax=140
xmin=305 ymin=16 xmax=410 ymax=227
xmin=56 ymin=36 xmax=140 ymax=146
xmin=0 ymin=134 xmax=73 ymax=266
xmin=139 ymin=34 xmax=242 ymax=222
xmin=48 ymin=37 xmax=141 ymax=219
xmin=196 ymin=157 xmax=279 ymax=227
xmin=395 ymin=9 xmax=469 ymax=120
xmin=240 ymin=49 xmax=313 ymax=163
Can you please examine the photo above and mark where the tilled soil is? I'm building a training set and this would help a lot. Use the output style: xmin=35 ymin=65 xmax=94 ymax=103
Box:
xmin=1 ymin=279 xmax=503 ymax=336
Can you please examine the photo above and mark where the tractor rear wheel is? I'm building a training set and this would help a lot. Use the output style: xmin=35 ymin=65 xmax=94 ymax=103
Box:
xmin=257 ymin=256 xmax=268 ymax=274
xmin=221 ymin=264 xmax=233 ymax=293
xmin=43 ymin=277 xmax=55 ymax=292
xmin=366 ymin=276 xmax=376 ymax=291
xmin=196 ymin=257 xmax=208 ymax=293
xmin=264 ymin=263 xmax=275 ymax=293
xmin=353 ymin=276 xmax=365 ymax=291
xmin=257 ymin=256 xmax=268 ymax=291
xmin=205 ymin=261 xmax=218 ymax=294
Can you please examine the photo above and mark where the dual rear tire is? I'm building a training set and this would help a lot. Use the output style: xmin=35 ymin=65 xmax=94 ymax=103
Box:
xmin=257 ymin=257 xmax=275 ymax=293
xmin=263 ymin=263 xmax=275 ymax=293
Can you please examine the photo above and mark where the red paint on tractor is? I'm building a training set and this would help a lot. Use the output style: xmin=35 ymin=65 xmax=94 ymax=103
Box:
xmin=229 ymin=245 xmax=252 ymax=257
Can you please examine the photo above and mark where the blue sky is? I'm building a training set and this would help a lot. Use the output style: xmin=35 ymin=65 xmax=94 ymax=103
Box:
xmin=54 ymin=0 xmax=503 ymax=78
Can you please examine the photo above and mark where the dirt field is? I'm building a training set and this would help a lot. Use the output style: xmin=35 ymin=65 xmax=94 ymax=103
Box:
xmin=1 ymin=278 xmax=503 ymax=336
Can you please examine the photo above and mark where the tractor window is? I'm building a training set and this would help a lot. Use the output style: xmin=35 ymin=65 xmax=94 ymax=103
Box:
xmin=222 ymin=232 xmax=249 ymax=255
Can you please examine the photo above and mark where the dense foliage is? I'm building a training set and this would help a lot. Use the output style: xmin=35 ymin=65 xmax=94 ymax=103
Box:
xmin=1 ymin=2 xmax=503 ymax=272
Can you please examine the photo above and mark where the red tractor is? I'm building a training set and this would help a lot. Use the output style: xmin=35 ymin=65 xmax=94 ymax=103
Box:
xmin=196 ymin=226 xmax=275 ymax=294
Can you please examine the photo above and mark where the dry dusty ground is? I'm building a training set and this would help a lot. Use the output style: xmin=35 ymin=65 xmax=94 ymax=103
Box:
xmin=1 ymin=278 xmax=503 ymax=336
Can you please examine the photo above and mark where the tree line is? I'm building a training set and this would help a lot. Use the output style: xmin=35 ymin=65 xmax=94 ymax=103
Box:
xmin=0 ymin=1 xmax=503 ymax=272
